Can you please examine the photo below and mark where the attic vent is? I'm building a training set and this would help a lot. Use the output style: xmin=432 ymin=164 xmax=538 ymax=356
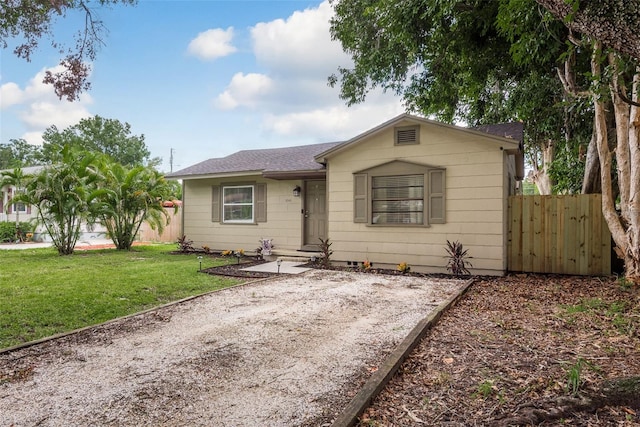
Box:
xmin=395 ymin=125 xmax=419 ymax=145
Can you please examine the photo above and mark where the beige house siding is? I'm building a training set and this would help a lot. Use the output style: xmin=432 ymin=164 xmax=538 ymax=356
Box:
xmin=325 ymin=121 xmax=514 ymax=275
xmin=182 ymin=176 xmax=303 ymax=252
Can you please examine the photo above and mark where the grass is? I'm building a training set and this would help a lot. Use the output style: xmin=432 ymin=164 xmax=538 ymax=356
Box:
xmin=0 ymin=244 xmax=241 ymax=349
xmin=560 ymin=297 xmax=637 ymax=335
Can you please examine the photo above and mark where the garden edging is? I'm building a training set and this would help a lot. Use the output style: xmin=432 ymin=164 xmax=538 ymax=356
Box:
xmin=331 ymin=277 xmax=475 ymax=427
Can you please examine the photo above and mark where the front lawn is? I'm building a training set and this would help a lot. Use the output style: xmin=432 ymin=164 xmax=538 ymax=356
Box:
xmin=0 ymin=244 xmax=241 ymax=349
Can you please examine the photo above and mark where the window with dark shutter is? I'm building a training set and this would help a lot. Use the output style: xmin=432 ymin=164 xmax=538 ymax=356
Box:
xmin=353 ymin=161 xmax=445 ymax=227
xmin=213 ymin=183 xmax=267 ymax=224
xmin=354 ymin=174 xmax=367 ymax=223
xmin=428 ymin=169 xmax=445 ymax=224
xmin=255 ymin=183 xmax=267 ymax=223
xmin=211 ymin=186 xmax=220 ymax=222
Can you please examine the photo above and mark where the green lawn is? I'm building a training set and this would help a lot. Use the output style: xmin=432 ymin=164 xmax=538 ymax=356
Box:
xmin=0 ymin=244 xmax=241 ymax=349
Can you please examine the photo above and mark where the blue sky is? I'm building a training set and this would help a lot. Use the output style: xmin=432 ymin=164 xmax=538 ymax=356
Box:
xmin=1 ymin=0 xmax=404 ymax=172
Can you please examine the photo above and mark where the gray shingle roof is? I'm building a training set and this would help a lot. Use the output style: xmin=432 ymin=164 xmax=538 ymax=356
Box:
xmin=473 ymin=122 xmax=523 ymax=143
xmin=168 ymin=118 xmax=524 ymax=180
xmin=167 ymin=141 xmax=342 ymax=178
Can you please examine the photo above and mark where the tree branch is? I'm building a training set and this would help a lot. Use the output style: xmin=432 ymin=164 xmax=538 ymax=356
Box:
xmin=535 ymin=0 xmax=640 ymax=61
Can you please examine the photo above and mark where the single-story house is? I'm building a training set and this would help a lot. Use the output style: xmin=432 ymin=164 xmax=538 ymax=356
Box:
xmin=168 ymin=114 xmax=524 ymax=275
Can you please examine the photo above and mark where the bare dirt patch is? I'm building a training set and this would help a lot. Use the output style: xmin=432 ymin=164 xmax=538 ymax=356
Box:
xmin=0 ymin=270 xmax=466 ymax=426
xmin=359 ymin=275 xmax=640 ymax=426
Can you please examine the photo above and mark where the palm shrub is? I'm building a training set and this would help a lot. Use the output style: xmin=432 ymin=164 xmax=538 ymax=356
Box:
xmin=318 ymin=237 xmax=333 ymax=268
xmin=11 ymin=146 xmax=102 ymax=255
xmin=0 ymin=167 xmax=30 ymax=237
xmin=445 ymin=240 xmax=473 ymax=276
xmin=96 ymin=160 xmax=176 ymax=250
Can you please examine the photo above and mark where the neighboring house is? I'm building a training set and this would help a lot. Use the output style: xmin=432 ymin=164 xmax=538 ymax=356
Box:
xmin=168 ymin=114 xmax=524 ymax=275
xmin=0 ymin=165 xmax=43 ymax=224
xmin=0 ymin=165 xmax=107 ymax=242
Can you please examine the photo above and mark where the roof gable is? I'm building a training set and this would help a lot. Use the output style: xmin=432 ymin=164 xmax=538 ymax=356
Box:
xmin=315 ymin=113 xmax=523 ymax=162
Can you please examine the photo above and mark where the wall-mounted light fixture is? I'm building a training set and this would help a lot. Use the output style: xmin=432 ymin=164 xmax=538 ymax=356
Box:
xmin=293 ymin=185 xmax=301 ymax=197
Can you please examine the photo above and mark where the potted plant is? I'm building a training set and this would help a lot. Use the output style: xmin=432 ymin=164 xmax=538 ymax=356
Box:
xmin=259 ymin=238 xmax=274 ymax=256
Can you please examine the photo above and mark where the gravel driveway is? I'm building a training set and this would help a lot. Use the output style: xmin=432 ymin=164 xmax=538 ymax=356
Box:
xmin=1 ymin=270 xmax=467 ymax=426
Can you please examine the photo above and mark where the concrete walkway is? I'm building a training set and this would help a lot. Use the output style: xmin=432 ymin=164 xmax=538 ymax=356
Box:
xmin=0 ymin=238 xmax=116 ymax=251
xmin=241 ymin=260 xmax=312 ymax=275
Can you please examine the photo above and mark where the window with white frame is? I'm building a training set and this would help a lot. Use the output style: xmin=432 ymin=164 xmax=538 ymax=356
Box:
xmin=222 ymin=185 xmax=254 ymax=223
xmin=12 ymin=202 xmax=27 ymax=214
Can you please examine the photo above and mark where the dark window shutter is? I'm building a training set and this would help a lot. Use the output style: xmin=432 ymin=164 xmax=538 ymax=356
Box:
xmin=353 ymin=173 xmax=368 ymax=223
xmin=255 ymin=183 xmax=267 ymax=222
xmin=211 ymin=185 xmax=220 ymax=222
xmin=428 ymin=169 xmax=445 ymax=224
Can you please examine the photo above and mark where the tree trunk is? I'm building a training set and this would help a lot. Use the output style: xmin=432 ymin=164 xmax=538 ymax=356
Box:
xmin=592 ymin=44 xmax=640 ymax=284
xmin=625 ymin=70 xmax=640 ymax=282
xmin=581 ymin=131 xmax=601 ymax=194
xmin=530 ymin=142 xmax=554 ymax=195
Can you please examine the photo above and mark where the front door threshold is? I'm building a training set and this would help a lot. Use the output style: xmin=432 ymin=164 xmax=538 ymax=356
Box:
xmin=300 ymin=245 xmax=320 ymax=252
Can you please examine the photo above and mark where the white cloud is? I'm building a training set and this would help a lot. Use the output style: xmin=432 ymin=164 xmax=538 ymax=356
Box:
xmin=214 ymin=72 xmax=274 ymax=110
xmin=21 ymin=131 xmax=46 ymax=146
xmin=2 ymin=65 xmax=93 ymax=144
xmin=0 ymin=82 xmax=23 ymax=109
xmin=262 ymin=96 xmax=405 ymax=141
xmin=214 ymin=1 xmax=351 ymax=112
xmin=211 ymin=0 xmax=405 ymax=147
xmin=250 ymin=1 xmax=350 ymax=77
xmin=20 ymin=100 xmax=91 ymax=130
xmin=187 ymin=27 xmax=237 ymax=61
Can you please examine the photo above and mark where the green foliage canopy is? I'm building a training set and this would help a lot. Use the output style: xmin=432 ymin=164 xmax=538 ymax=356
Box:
xmin=95 ymin=160 xmax=176 ymax=251
xmin=12 ymin=146 xmax=103 ymax=255
xmin=329 ymin=0 xmax=595 ymax=193
xmin=41 ymin=115 xmax=153 ymax=167
xmin=0 ymin=139 xmax=43 ymax=169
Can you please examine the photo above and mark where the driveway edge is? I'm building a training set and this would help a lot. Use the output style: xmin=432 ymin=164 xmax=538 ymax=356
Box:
xmin=0 ymin=277 xmax=270 ymax=355
xmin=331 ymin=277 xmax=476 ymax=427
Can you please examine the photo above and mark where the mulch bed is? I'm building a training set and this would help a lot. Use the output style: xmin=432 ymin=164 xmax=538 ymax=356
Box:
xmin=358 ymin=274 xmax=640 ymax=426
xmin=201 ymin=259 xmax=276 ymax=278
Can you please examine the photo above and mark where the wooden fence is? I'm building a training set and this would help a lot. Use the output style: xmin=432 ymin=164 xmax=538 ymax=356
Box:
xmin=138 ymin=206 xmax=182 ymax=243
xmin=508 ymin=194 xmax=611 ymax=275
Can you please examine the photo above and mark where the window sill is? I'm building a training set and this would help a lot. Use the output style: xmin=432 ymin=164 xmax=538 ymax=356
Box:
xmin=367 ymin=223 xmax=431 ymax=227
xmin=220 ymin=221 xmax=258 ymax=225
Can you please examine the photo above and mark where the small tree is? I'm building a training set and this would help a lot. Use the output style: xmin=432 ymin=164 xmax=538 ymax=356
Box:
xmin=41 ymin=116 xmax=154 ymax=167
xmin=96 ymin=160 xmax=175 ymax=250
xmin=0 ymin=167 xmax=29 ymax=237
xmin=12 ymin=146 xmax=101 ymax=255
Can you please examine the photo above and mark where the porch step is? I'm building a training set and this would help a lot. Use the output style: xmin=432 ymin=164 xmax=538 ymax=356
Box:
xmin=278 ymin=256 xmax=313 ymax=263
xmin=264 ymin=249 xmax=323 ymax=263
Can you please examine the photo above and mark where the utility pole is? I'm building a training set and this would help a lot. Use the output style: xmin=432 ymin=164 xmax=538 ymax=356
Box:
xmin=169 ymin=148 xmax=175 ymax=173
